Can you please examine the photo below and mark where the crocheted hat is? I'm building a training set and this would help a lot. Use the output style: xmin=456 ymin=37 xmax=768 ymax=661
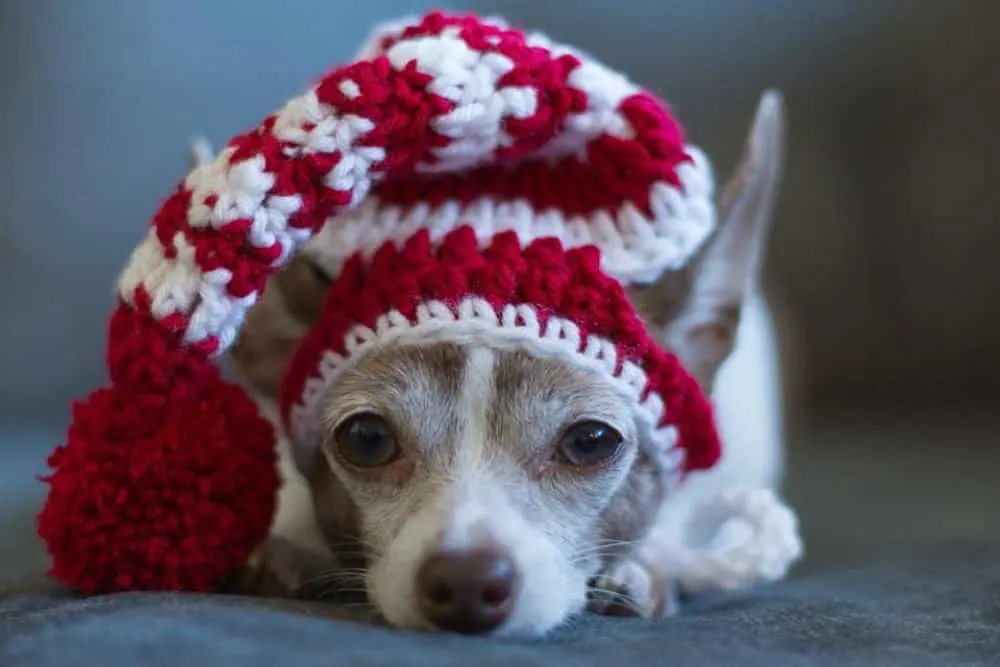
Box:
xmin=279 ymin=225 xmax=719 ymax=477
xmin=306 ymin=12 xmax=716 ymax=285
xmin=37 ymin=11 xmax=720 ymax=595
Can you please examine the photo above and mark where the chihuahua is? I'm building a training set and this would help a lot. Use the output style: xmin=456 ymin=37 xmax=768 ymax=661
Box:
xmin=211 ymin=90 xmax=796 ymax=636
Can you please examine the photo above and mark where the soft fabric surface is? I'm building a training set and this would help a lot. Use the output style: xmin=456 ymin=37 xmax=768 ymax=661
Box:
xmin=1 ymin=548 xmax=998 ymax=667
xmin=3 ymin=417 xmax=998 ymax=666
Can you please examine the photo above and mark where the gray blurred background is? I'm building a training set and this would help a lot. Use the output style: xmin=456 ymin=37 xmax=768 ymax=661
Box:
xmin=1 ymin=1 xmax=997 ymax=577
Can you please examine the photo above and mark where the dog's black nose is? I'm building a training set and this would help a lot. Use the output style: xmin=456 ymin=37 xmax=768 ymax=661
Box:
xmin=416 ymin=548 xmax=521 ymax=634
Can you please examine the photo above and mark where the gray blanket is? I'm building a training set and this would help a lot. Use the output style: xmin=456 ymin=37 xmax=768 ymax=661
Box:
xmin=4 ymin=419 xmax=997 ymax=666
xmin=1 ymin=549 xmax=997 ymax=667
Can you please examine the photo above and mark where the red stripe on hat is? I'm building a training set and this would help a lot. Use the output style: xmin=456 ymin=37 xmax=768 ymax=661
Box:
xmin=370 ymin=94 xmax=691 ymax=219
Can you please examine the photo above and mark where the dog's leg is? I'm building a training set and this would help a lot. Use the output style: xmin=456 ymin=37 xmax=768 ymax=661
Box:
xmin=587 ymin=486 xmax=802 ymax=619
xmin=587 ymin=93 xmax=795 ymax=621
xmin=228 ymin=535 xmax=360 ymax=601
xmin=229 ymin=536 xmax=328 ymax=599
xmin=587 ymin=294 xmax=798 ymax=620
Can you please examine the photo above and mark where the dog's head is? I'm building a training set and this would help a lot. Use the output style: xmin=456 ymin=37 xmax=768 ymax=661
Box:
xmin=229 ymin=91 xmax=786 ymax=636
xmin=301 ymin=341 xmax=659 ymax=634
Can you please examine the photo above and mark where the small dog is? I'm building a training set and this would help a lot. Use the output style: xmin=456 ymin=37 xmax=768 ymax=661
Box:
xmin=208 ymin=90 xmax=798 ymax=636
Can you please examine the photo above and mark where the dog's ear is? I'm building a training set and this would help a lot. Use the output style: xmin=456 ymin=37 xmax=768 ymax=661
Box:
xmin=629 ymin=90 xmax=786 ymax=392
xmin=188 ymin=136 xmax=214 ymax=170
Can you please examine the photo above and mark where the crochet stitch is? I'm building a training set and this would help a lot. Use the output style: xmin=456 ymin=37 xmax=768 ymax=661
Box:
xmin=37 ymin=11 xmax=727 ymax=596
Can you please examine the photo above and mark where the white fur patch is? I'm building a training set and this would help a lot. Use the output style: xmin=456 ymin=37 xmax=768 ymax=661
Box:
xmin=451 ymin=346 xmax=495 ymax=471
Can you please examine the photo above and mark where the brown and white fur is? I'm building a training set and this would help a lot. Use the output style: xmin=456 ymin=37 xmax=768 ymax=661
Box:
xmin=212 ymin=90 xmax=793 ymax=636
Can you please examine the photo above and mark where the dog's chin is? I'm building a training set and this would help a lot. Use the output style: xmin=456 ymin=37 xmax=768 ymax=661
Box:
xmin=366 ymin=535 xmax=589 ymax=638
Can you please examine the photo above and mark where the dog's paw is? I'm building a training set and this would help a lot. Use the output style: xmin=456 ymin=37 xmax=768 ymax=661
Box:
xmin=229 ymin=537 xmax=345 ymax=601
xmin=587 ymin=559 xmax=679 ymax=618
xmin=227 ymin=542 xmax=298 ymax=598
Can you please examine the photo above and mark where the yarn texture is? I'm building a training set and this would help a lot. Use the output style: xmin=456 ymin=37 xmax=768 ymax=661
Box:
xmin=37 ymin=295 xmax=278 ymax=593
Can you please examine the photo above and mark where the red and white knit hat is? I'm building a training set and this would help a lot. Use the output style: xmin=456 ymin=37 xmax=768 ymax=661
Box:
xmin=306 ymin=12 xmax=715 ymax=285
xmin=36 ymin=12 xmax=739 ymax=596
xmin=279 ymin=225 xmax=718 ymax=477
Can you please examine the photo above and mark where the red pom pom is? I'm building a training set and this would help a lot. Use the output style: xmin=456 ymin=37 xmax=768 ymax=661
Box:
xmin=37 ymin=369 xmax=278 ymax=594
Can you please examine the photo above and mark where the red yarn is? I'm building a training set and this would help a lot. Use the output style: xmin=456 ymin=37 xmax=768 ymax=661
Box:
xmin=37 ymin=301 xmax=278 ymax=594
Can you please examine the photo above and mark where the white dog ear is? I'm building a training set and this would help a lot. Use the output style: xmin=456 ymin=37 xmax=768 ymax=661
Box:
xmin=188 ymin=136 xmax=214 ymax=170
xmin=630 ymin=90 xmax=787 ymax=390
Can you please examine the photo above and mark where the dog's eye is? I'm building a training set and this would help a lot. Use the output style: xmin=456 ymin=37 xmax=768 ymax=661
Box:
xmin=334 ymin=413 xmax=400 ymax=468
xmin=555 ymin=420 xmax=624 ymax=466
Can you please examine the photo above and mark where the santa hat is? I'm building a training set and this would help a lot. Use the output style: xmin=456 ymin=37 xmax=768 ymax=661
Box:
xmin=37 ymin=11 xmax=798 ymax=596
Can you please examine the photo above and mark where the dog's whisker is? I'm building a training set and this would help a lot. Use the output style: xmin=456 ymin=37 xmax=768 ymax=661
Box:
xmin=575 ymin=542 xmax=638 ymax=554
xmin=326 ymin=548 xmax=370 ymax=558
xmin=302 ymin=579 xmax=367 ymax=597
xmin=586 ymin=585 xmax=643 ymax=616
xmin=592 ymin=538 xmax=641 ymax=546
xmin=320 ymin=568 xmax=369 ymax=578
xmin=573 ymin=539 xmax=640 ymax=556
xmin=336 ymin=534 xmax=380 ymax=552
xmin=290 ymin=566 xmax=370 ymax=594
xmin=569 ymin=542 xmax=641 ymax=566
xmin=290 ymin=571 xmax=345 ymax=589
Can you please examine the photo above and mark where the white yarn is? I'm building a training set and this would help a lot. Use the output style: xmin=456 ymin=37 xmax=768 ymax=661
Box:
xmin=645 ymin=487 xmax=803 ymax=595
xmin=288 ymin=296 xmax=682 ymax=477
xmin=384 ymin=31 xmax=538 ymax=173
